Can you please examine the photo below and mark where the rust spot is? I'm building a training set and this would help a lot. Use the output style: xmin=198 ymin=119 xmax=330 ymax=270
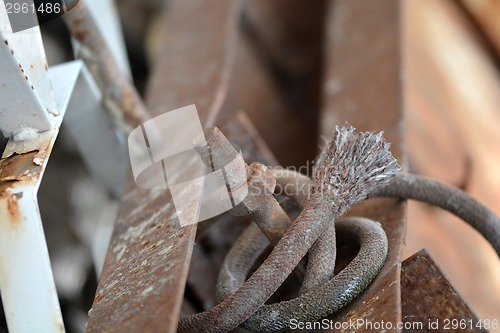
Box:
xmin=30 ymin=64 xmax=34 ymax=69
xmin=31 ymin=85 xmax=34 ymax=90
xmin=4 ymin=40 xmax=8 ymax=45
xmin=0 ymin=171 xmax=30 ymax=182
xmin=94 ymin=294 xmax=104 ymax=303
xmin=73 ymin=17 xmax=83 ymax=26
xmin=0 ymin=151 xmax=42 ymax=190
xmin=24 ymin=75 xmax=28 ymax=81
xmin=74 ymin=30 xmax=89 ymax=40
xmin=402 ymin=250 xmax=484 ymax=330
xmin=7 ymin=192 xmax=23 ymax=221
xmin=11 ymin=50 xmax=14 ymax=55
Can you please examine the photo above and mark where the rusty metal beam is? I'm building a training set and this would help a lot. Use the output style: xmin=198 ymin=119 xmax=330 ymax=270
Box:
xmin=238 ymin=0 xmax=327 ymax=167
xmin=221 ymin=35 xmax=317 ymax=169
xmin=86 ymin=1 xmax=241 ymax=332
xmin=321 ymin=0 xmax=406 ymax=331
xmin=401 ymin=250 xmax=487 ymax=333
xmin=145 ymin=0 xmax=242 ymax=128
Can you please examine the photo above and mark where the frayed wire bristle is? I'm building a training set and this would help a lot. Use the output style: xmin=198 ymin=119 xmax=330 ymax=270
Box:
xmin=313 ymin=125 xmax=400 ymax=206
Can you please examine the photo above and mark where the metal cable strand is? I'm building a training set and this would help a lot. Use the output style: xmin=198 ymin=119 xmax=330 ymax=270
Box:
xmin=270 ymin=167 xmax=338 ymax=294
xmin=179 ymin=126 xmax=399 ymax=333
xmin=183 ymin=128 xmax=500 ymax=332
xmin=218 ymin=166 xmax=388 ymax=332
xmin=371 ymin=173 xmax=500 ymax=256
xmin=219 ymin=217 xmax=388 ymax=332
xmin=222 ymin=172 xmax=500 ymax=332
xmin=179 ymin=200 xmax=342 ymax=333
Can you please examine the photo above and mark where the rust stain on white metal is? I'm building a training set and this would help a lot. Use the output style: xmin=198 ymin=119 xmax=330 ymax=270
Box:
xmin=0 ymin=60 xmax=85 ymax=333
xmin=6 ymin=192 xmax=22 ymax=221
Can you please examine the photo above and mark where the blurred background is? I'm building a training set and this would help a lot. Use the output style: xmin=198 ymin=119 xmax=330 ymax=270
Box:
xmin=1 ymin=0 xmax=499 ymax=332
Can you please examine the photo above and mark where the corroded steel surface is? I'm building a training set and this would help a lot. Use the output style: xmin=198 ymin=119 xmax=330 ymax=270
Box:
xmin=86 ymin=1 xmax=241 ymax=332
xmin=401 ymin=250 xmax=487 ymax=333
xmin=242 ymin=0 xmax=326 ymax=160
xmin=87 ymin=182 xmax=195 ymax=333
xmin=321 ymin=0 xmax=406 ymax=331
xmin=64 ymin=1 xmax=148 ymax=134
xmin=221 ymin=35 xmax=317 ymax=169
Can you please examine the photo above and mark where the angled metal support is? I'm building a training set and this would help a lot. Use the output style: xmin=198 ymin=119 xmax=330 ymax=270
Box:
xmin=0 ymin=0 xmax=131 ymax=331
xmin=71 ymin=0 xmax=131 ymax=79
xmin=63 ymin=62 xmax=129 ymax=197
xmin=0 ymin=60 xmax=86 ymax=333
xmin=0 ymin=53 xmax=128 ymax=332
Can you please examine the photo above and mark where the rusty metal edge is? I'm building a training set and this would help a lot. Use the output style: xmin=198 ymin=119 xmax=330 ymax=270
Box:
xmin=401 ymin=249 xmax=488 ymax=333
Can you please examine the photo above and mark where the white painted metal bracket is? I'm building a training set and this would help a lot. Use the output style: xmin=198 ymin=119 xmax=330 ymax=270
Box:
xmin=63 ymin=62 xmax=129 ymax=197
xmin=0 ymin=0 xmax=56 ymax=151
xmin=0 ymin=57 xmax=129 ymax=332
xmin=0 ymin=0 xmax=130 ymax=330
xmin=0 ymin=61 xmax=84 ymax=333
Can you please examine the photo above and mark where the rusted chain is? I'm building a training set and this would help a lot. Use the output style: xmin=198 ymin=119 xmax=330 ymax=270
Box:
xmin=179 ymin=125 xmax=399 ymax=332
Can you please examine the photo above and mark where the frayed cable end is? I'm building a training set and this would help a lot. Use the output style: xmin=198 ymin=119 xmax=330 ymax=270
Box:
xmin=313 ymin=125 xmax=400 ymax=207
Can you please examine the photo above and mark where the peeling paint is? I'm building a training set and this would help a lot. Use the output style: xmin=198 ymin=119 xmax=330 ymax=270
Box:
xmin=33 ymin=148 xmax=47 ymax=166
xmin=7 ymin=192 xmax=22 ymax=220
xmin=0 ymin=170 xmax=32 ymax=182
